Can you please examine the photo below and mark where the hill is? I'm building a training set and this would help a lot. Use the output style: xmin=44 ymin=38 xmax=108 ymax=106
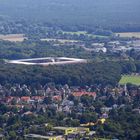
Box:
xmin=0 ymin=0 xmax=140 ymax=28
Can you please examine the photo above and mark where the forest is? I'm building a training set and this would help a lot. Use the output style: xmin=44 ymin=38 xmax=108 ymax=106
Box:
xmin=0 ymin=1 xmax=140 ymax=139
xmin=0 ymin=60 xmax=139 ymax=87
xmin=0 ymin=0 xmax=140 ymax=32
xmin=0 ymin=61 xmax=121 ymax=86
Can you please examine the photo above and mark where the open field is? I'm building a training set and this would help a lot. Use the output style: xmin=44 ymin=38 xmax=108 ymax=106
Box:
xmin=119 ymin=75 xmax=140 ymax=85
xmin=61 ymin=31 xmax=87 ymax=35
xmin=0 ymin=34 xmax=27 ymax=42
xmin=116 ymin=32 xmax=140 ymax=38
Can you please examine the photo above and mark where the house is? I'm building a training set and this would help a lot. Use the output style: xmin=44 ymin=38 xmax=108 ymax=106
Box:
xmin=23 ymin=111 xmax=33 ymax=116
xmin=0 ymin=134 xmax=4 ymax=140
xmin=101 ymin=113 xmax=109 ymax=119
xmin=61 ymin=100 xmax=74 ymax=107
xmin=53 ymin=126 xmax=90 ymax=136
xmin=132 ymin=109 xmax=140 ymax=114
xmin=101 ymin=107 xmax=112 ymax=113
xmin=24 ymin=134 xmax=64 ymax=140
xmin=5 ymin=96 xmax=14 ymax=103
xmin=73 ymin=92 xmax=96 ymax=100
xmin=31 ymin=96 xmax=44 ymax=103
xmin=52 ymin=96 xmax=62 ymax=102
xmin=37 ymin=90 xmax=46 ymax=96
xmin=5 ymin=96 xmax=20 ymax=104
xmin=21 ymin=96 xmax=31 ymax=103
xmin=94 ymin=47 xmax=107 ymax=53
xmin=63 ymin=106 xmax=71 ymax=113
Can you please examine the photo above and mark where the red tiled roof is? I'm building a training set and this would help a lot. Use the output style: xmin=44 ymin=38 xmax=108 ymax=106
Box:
xmin=73 ymin=92 xmax=96 ymax=97
xmin=31 ymin=96 xmax=44 ymax=100
xmin=5 ymin=96 xmax=14 ymax=102
xmin=21 ymin=96 xmax=30 ymax=101
xmin=53 ymin=95 xmax=62 ymax=101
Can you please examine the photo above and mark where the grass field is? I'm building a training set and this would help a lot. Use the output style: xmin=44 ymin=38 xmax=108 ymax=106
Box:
xmin=62 ymin=31 xmax=87 ymax=35
xmin=119 ymin=75 xmax=140 ymax=85
xmin=0 ymin=34 xmax=26 ymax=42
xmin=116 ymin=32 xmax=140 ymax=38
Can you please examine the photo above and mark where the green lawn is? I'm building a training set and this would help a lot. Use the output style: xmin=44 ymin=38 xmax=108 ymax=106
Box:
xmin=119 ymin=75 xmax=140 ymax=85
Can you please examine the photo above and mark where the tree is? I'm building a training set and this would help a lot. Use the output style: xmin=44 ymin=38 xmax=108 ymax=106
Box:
xmin=43 ymin=96 xmax=52 ymax=105
xmin=9 ymin=131 xmax=17 ymax=140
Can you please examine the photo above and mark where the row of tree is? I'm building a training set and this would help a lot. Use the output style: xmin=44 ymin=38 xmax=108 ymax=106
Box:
xmin=0 ymin=61 xmax=122 ymax=86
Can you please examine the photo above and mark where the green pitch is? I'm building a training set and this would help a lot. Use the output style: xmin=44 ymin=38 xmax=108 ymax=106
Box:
xmin=119 ymin=75 xmax=140 ymax=85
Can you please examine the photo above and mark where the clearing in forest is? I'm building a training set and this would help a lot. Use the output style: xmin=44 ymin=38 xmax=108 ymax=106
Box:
xmin=0 ymin=34 xmax=26 ymax=42
xmin=116 ymin=32 xmax=140 ymax=38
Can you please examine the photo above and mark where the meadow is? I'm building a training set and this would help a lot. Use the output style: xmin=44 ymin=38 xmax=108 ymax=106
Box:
xmin=116 ymin=32 xmax=140 ymax=38
xmin=119 ymin=75 xmax=140 ymax=85
xmin=0 ymin=34 xmax=26 ymax=42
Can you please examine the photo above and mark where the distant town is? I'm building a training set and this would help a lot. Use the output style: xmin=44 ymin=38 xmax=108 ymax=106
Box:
xmin=0 ymin=3 xmax=140 ymax=139
xmin=0 ymin=79 xmax=140 ymax=140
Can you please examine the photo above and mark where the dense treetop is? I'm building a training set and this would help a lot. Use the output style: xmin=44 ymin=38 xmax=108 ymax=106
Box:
xmin=0 ymin=0 xmax=140 ymax=29
xmin=0 ymin=61 xmax=122 ymax=86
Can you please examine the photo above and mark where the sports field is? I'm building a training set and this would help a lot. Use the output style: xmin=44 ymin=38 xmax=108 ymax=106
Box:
xmin=119 ymin=75 xmax=140 ymax=85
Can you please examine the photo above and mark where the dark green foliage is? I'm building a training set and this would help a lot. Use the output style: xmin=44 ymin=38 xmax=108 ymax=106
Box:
xmin=0 ymin=0 xmax=140 ymax=31
xmin=0 ymin=61 xmax=121 ymax=86
xmin=0 ymin=41 xmax=93 ymax=59
xmin=98 ymin=108 xmax=140 ymax=140
xmin=119 ymin=60 xmax=137 ymax=74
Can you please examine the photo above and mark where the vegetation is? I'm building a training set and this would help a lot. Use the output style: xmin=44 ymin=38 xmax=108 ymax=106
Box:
xmin=98 ymin=107 xmax=140 ymax=140
xmin=0 ymin=1 xmax=140 ymax=139
xmin=119 ymin=75 xmax=140 ymax=86
xmin=116 ymin=32 xmax=140 ymax=38
xmin=0 ymin=0 xmax=140 ymax=32
xmin=0 ymin=61 xmax=121 ymax=86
